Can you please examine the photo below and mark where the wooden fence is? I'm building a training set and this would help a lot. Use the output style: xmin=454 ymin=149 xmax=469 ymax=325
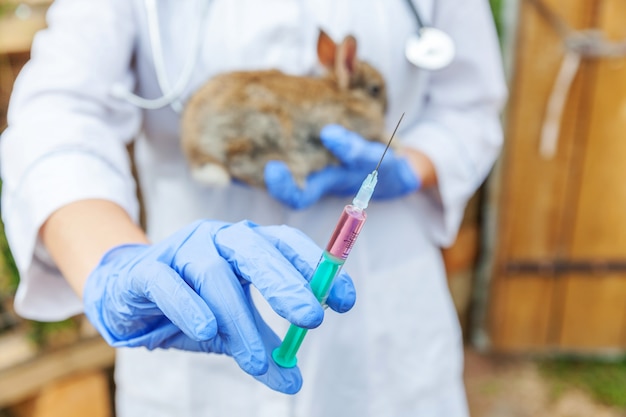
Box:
xmin=484 ymin=0 xmax=626 ymax=353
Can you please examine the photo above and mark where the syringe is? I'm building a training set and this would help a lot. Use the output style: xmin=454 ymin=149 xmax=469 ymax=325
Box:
xmin=272 ymin=113 xmax=405 ymax=368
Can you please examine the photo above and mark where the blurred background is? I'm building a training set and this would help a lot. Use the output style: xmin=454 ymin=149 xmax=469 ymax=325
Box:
xmin=0 ymin=0 xmax=625 ymax=416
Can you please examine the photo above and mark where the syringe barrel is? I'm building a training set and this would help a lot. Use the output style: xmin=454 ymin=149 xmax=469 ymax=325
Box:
xmin=272 ymin=251 xmax=344 ymax=368
xmin=326 ymin=205 xmax=367 ymax=259
xmin=272 ymin=204 xmax=368 ymax=368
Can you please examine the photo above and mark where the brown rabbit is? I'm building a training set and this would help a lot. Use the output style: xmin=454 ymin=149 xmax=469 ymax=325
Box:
xmin=180 ymin=29 xmax=388 ymax=188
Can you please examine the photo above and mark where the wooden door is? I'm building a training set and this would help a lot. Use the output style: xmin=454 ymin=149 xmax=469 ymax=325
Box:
xmin=486 ymin=0 xmax=626 ymax=353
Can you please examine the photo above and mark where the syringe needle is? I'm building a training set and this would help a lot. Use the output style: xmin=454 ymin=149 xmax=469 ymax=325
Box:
xmin=353 ymin=113 xmax=406 ymax=210
xmin=374 ymin=112 xmax=405 ymax=172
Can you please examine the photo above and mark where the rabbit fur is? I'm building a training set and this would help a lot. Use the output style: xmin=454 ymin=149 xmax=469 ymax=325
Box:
xmin=180 ymin=29 xmax=388 ymax=188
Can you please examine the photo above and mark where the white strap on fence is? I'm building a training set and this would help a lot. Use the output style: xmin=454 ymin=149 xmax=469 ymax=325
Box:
xmin=525 ymin=0 xmax=626 ymax=159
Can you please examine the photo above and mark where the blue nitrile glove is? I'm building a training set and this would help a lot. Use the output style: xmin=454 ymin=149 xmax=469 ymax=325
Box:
xmin=265 ymin=124 xmax=421 ymax=209
xmin=83 ymin=219 xmax=356 ymax=394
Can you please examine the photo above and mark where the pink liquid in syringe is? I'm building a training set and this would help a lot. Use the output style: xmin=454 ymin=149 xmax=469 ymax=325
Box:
xmin=325 ymin=205 xmax=367 ymax=260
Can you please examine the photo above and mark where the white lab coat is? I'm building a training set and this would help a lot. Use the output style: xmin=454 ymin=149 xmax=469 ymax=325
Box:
xmin=1 ymin=0 xmax=506 ymax=416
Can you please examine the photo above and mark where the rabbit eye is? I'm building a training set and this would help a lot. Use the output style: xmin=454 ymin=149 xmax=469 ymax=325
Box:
xmin=368 ymin=85 xmax=381 ymax=98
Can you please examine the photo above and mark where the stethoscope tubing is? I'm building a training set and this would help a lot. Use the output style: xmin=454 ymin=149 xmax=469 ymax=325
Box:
xmin=113 ymin=0 xmax=452 ymax=110
xmin=404 ymin=0 xmax=425 ymax=31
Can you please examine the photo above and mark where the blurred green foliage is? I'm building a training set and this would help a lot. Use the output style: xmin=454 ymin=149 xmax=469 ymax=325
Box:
xmin=0 ymin=1 xmax=18 ymax=20
xmin=489 ymin=0 xmax=504 ymax=41
xmin=0 ymin=186 xmax=19 ymax=296
xmin=0 ymin=4 xmax=12 ymax=19
xmin=540 ymin=356 xmax=626 ymax=409
xmin=27 ymin=318 xmax=79 ymax=347
xmin=0 ymin=180 xmax=77 ymax=346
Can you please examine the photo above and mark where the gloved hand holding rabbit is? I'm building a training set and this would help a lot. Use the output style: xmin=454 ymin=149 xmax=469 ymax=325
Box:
xmin=265 ymin=124 xmax=421 ymax=209
xmin=181 ymin=29 xmax=422 ymax=208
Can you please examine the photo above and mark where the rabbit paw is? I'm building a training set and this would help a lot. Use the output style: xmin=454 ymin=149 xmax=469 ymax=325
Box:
xmin=191 ymin=163 xmax=232 ymax=187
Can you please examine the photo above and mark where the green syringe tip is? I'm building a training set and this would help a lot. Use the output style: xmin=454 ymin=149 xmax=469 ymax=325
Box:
xmin=272 ymin=324 xmax=308 ymax=368
xmin=272 ymin=346 xmax=298 ymax=368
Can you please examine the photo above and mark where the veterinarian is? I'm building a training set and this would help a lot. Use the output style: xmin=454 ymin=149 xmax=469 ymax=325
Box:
xmin=1 ymin=0 xmax=506 ymax=416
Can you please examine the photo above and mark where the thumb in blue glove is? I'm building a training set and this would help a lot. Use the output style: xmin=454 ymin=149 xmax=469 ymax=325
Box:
xmin=83 ymin=219 xmax=356 ymax=394
xmin=265 ymin=124 xmax=421 ymax=209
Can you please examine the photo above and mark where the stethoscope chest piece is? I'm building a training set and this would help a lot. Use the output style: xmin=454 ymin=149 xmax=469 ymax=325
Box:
xmin=405 ymin=27 xmax=455 ymax=70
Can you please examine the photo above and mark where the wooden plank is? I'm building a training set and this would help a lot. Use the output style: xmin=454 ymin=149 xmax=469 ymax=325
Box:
xmin=488 ymin=275 xmax=556 ymax=352
xmin=567 ymin=0 xmax=626 ymax=259
xmin=31 ymin=370 xmax=112 ymax=417
xmin=559 ymin=275 xmax=626 ymax=350
xmin=0 ymin=336 xmax=115 ymax=407
xmin=444 ymin=224 xmax=479 ymax=321
xmin=557 ymin=0 xmax=626 ymax=349
xmin=495 ymin=0 xmax=595 ymax=262
xmin=443 ymin=223 xmax=479 ymax=276
xmin=0 ymin=331 xmax=38 ymax=372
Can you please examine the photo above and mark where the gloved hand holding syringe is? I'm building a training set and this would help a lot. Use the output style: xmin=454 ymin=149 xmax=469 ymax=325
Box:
xmin=272 ymin=113 xmax=405 ymax=368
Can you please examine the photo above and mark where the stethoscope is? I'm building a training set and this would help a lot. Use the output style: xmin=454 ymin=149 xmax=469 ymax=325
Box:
xmin=112 ymin=0 xmax=455 ymax=111
xmin=403 ymin=0 xmax=456 ymax=70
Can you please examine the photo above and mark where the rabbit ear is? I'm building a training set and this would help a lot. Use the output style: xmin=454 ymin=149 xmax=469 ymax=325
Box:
xmin=317 ymin=29 xmax=337 ymax=70
xmin=336 ymin=35 xmax=357 ymax=90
